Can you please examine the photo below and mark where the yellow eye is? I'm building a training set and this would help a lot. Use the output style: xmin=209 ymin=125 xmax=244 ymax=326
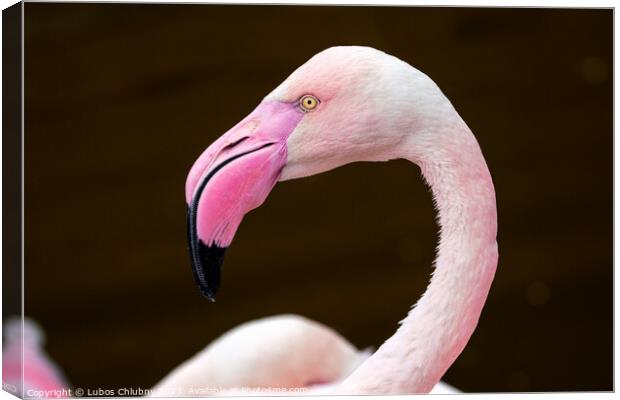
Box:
xmin=299 ymin=95 xmax=319 ymax=112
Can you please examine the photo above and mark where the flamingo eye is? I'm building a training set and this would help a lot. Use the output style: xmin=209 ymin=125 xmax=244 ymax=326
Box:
xmin=299 ymin=95 xmax=320 ymax=112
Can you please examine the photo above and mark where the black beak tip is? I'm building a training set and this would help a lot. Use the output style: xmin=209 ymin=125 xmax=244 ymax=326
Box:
xmin=202 ymin=290 xmax=217 ymax=302
xmin=198 ymin=280 xmax=218 ymax=302
xmin=189 ymin=240 xmax=227 ymax=301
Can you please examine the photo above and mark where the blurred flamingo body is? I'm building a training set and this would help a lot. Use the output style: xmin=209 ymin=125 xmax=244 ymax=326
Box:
xmin=3 ymin=318 xmax=68 ymax=398
xmin=153 ymin=315 xmax=458 ymax=396
xmin=173 ymin=46 xmax=499 ymax=394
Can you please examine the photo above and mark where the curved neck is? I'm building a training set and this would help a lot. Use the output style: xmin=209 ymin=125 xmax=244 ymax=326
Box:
xmin=336 ymin=122 xmax=498 ymax=394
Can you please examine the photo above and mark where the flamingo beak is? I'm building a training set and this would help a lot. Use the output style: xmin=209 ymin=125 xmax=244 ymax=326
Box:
xmin=185 ymin=101 xmax=304 ymax=300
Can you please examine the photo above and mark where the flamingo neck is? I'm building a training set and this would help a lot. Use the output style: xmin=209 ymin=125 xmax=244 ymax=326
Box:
xmin=336 ymin=120 xmax=498 ymax=394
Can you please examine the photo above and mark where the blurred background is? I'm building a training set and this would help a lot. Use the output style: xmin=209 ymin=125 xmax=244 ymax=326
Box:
xmin=17 ymin=4 xmax=611 ymax=394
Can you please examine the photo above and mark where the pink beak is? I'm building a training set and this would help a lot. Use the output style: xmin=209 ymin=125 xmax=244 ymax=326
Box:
xmin=185 ymin=101 xmax=304 ymax=300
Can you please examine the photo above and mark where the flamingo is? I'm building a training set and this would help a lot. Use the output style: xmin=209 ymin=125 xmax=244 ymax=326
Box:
xmin=2 ymin=317 xmax=69 ymax=398
xmin=176 ymin=45 xmax=499 ymax=395
xmin=152 ymin=314 xmax=459 ymax=396
xmin=152 ymin=315 xmax=368 ymax=396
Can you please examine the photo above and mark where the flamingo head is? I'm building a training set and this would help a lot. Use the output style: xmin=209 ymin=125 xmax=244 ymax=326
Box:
xmin=185 ymin=46 xmax=443 ymax=300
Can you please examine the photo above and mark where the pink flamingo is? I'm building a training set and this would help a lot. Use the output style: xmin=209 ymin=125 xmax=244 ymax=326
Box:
xmin=3 ymin=317 xmax=69 ymax=398
xmin=153 ymin=315 xmax=368 ymax=396
xmin=153 ymin=314 xmax=458 ymax=396
xmin=180 ymin=45 xmax=499 ymax=395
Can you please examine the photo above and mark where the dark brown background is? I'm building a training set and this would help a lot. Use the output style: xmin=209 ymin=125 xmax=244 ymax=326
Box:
xmin=20 ymin=4 xmax=612 ymax=393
